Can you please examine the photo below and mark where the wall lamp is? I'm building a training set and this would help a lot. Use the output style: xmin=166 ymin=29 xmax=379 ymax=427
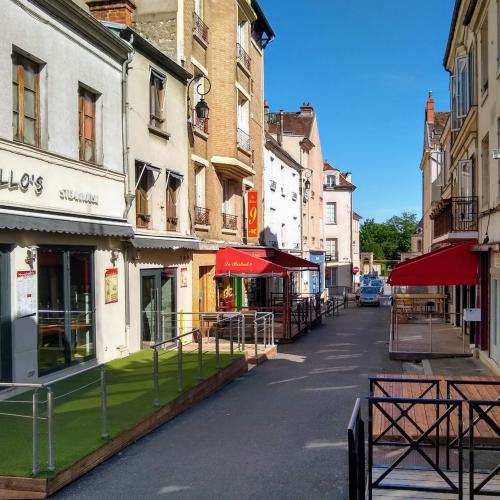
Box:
xmin=187 ymin=75 xmax=212 ymax=121
xmin=25 ymin=246 xmax=38 ymax=269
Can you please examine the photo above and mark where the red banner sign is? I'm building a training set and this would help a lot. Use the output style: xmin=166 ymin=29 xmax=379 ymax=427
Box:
xmin=247 ymin=190 xmax=258 ymax=238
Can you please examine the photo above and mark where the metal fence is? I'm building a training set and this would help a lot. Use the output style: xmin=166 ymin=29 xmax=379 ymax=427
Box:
xmin=348 ymin=398 xmax=365 ymax=500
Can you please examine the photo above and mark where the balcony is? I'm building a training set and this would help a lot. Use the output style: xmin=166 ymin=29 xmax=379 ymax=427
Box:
xmin=236 ymin=43 xmax=251 ymax=72
xmin=192 ymin=112 xmax=209 ymax=135
xmin=237 ymin=128 xmax=251 ymax=152
xmin=325 ymin=253 xmax=338 ymax=263
xmin=430 ymin=196 xmax=478 ymax=243
xmin=222 ymin=213 xmax=238 ymax=231
xmin=194 ymin=206 xmax=210 ymax=226
xmin=166 ymin=216 xmax=178 ymax=231
xmin=193 ymin=12 xmax=209 ymax=45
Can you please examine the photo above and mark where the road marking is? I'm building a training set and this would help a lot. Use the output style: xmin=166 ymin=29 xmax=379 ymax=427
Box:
xmin=269 ymin=375 xmax=309 ymax=385
xmin=301 ymin=385 xmax=359 ymax=392
xmin=275 ymin=353 xmax=306 ymax=363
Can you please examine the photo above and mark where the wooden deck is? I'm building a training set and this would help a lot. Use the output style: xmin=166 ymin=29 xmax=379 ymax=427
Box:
xmin=372 ymin=374 xmax=500 ymax=442
xmin=372 ymin=467 xmax=500 ymax=499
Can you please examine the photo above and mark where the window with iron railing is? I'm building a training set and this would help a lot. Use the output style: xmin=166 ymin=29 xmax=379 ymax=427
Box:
xmin=222 ymin=212 xmax=237 ymax=230
xmin=237 ymin=127 xmax=251 ymax=151
xmin=193 ymin=12 xmax=209 ymax=44
xmin=194 ymin=206 xmax=210 ymax=226
xmin=236 ymin=43 xmax=251 ymax=72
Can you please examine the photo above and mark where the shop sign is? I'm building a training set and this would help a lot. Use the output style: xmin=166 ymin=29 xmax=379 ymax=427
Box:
xmin=16 ymin=270 xmax=36 ymax=318
xmin=464 ymin=308 xmax=481 ymax=322
xmin=104 ymin=268 xmax=118 ymax=304
xmin=180 ymin=267 xmax=188 ymax=288
xmin=247 ymin=190 xmax=258 ymax=238
xmin=59 ymin=189 xmax=99 ymax=205
xmin=0 ymin=169 xmax=43 ymax=194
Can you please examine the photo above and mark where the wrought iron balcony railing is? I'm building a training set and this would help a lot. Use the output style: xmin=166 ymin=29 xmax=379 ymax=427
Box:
xmin=236 ymin=43 xmax=251 ymax=72
xmin=325 ymin=253 xmax=338 ymax=262
xmin=222 ymin=212 xmax=238 ymax=230
xmin=237 ymin=128 xmax=251 ymax=151
xmin=192 ymin=112 xmax=209 ymax=134
xmin=431 ymin=196 xmax=478 ymax=239
xmin=194 ymin=206 xmax=210 ymax=226
xmin=193 ymin=12 xmax=209 ymax=44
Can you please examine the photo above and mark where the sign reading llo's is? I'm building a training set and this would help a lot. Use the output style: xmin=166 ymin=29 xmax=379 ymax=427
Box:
xmin=247 ymin=190 xmax=258 ymax=238
xmin=0 ymin=168 xmax=43 ymax=194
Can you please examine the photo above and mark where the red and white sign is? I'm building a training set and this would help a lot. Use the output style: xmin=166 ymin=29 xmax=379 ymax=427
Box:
xmin=105 ymin=268 xmax=118 ymax=304
xmin=16 ymin=270 xmax=36 ymax=318
xmin=352 ymin=266 xmax=360 ymax=274
xmin=247 ymin=190 xmax=258 ymax=238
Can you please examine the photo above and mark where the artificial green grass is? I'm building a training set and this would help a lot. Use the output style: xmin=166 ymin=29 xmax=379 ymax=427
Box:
xmin=0 ymin=349 xmax=243 ymax=477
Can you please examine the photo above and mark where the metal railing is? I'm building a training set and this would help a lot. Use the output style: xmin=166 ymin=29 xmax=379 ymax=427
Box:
xmin=236 ymin=42 xmax=251 ymax=71
xmin=193 ymin=12 xmax=209 ymax=44
xmin=432 ymin=196 xmax=478 ymax=239
xmin=348 ymin=398 xmax=365 ymax=500
xmin=0 ymin=364 xmax=107 ymax=476
xmin=194 ymin=206 xmax=210 ymax=225
xmin=253 ymin=312 xmax=274 ymax=360
xmin=222 ymin=212 xmax=238 ymax=230
xmin=237 ymin=127 xmax=251 ymax=151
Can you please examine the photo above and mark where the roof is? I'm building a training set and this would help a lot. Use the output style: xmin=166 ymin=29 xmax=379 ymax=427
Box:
xmin=353 ymin=212 xmax=362 ymax=220
xmin=434 ymin=112 xmax=450 ymax=130
xmin=251 ymin=0 xmax=275 ymax=40
xmin=268 ymin=112 xmax=314 ymax=137
xmin=338 ymin=172 xmax=355 ymax=189
xmin=426 ymin=111 xmax=450 ymax=149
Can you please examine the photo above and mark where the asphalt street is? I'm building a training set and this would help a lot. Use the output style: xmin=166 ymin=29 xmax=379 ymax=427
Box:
xmin=54 ymin=305 xmax=401 ymax=500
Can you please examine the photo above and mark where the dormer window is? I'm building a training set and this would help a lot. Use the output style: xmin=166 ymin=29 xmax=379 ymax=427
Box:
xmin=325 ymin=175 xmax=336 ymax=188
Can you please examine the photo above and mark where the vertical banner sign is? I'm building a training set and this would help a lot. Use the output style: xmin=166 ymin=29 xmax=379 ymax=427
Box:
xmin=180 ymin=267 xmax=188 ymax=288
xmin=17 ymin=270 xmax=36 ymax=318
xmin=105 ymin=268 xmax=118 ymax=304
xmin=247 ymin=190 xmax=258 ymax=238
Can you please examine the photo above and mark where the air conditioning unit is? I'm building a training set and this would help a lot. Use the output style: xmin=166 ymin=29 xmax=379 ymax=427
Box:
xmin=270 ymin=180 xmax=276 ymax=191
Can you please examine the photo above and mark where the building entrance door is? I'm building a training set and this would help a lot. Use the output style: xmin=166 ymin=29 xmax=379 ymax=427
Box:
xmin=490 ymin=279 xmax=500 ymax=365
xmin=141 ymin=269 xmax=176 ymax=345
xmin=0 ymin=246 xmax=11 ymax=382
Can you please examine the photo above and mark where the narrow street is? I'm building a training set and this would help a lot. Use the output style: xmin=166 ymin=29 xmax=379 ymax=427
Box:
xmin=55 ymin=306 xmax=400 ymax=499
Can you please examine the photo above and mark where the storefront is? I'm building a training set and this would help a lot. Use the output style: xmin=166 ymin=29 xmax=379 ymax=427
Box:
xmin=0 ymin=246 xmax=11 ymax=382
xmin=308 ymin=251 xmax=325 ymax=295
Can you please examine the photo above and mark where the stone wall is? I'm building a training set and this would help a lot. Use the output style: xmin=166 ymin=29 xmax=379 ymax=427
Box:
xmin=134 ymin=12 xmax=177 ymax=59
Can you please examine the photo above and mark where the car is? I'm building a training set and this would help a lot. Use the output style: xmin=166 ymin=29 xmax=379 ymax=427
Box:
xmin=359 ymin=286 xmax=381 ymax=306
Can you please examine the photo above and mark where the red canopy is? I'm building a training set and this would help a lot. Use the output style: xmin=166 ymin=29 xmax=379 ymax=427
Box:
xmin=216 ymin=247 xmax=287 ymax=277
xmin=388 ymin=241 xmax=478 ymax=286
xmin=272 ymin=249 xmax=320 ymax=271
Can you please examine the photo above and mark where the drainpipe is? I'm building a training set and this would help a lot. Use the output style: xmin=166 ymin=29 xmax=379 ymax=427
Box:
xmin=350 ymin=188 xmax=354 ymax=290
xmin=120 ymin=35 xmax=134 ymax=344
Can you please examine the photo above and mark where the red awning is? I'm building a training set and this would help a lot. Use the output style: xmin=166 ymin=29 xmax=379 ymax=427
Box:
xmin=388 ymin=241 xmax=478 ymax=286
xmin=216 ymin=247 xmax=287 ymax=277
xmin=272 ymin=249 xmax=320 ymax=270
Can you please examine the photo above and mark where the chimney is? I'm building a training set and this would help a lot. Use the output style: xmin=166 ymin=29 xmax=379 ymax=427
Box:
xmin=425 ymin=90 xmax=435 ymax=124
xmin=344 ymin=172 xmax=352 ymax=183
xmin=299 ymin=102 xmax=314 ymax=115
xmin=87 ymin=1 xmax=136 ymax=27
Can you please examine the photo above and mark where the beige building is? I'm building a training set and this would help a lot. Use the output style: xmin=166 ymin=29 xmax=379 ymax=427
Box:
xmin=267 ymin=103 xmax=326 ymax=293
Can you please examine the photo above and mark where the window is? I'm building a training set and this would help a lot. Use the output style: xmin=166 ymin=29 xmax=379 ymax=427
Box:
xmin=38 ymin=248 xmax=95 ymax=375
xmin=481 ymin=134 xmax=490 ymax=207
xmin=237 ymin=93 xmax=250 ymax=150
xmin=326 ymin=267 xmax=337 ymax=287
xmin=166 ymin=171 xmax=181 ymax=231
xmin=195 ymin=166 xmax=205 ymax=208
xmin=481 ymin=20 xmax=489 ymax=93
xmin=326 ymin=202 xmax=337 ymax=224
xmin=194 ymin=0 xmax=202 ymax=17
xmin=12 ymin=53 xmax=40 ymax=146
xmin=135 ymin=163 xmax=154 ymax=228
xmin=222 ymin=179 xmax=234 ymax=214
xmin=497 ymin=117 xmax=500 ymax=199
xmin=150 ymin=70 xmax=165 ymax=129
xmin=78 ymin=86 xmax=97 ymax=163
xmin=326 ymin=239 xmax=337 ymax=261
xmin=325 ymin=175 xmax=336 ymax=188
xmin=237 ymin=15 xmax=248 ymax=51
xmin=451 ymin=51 xmax=475 ymax=130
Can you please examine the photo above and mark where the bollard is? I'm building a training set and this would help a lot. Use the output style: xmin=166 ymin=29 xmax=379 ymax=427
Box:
xmin=229 ymin=317 xmax=234 ymax=358
xmin=153 ymin=348 xmax=160 ymax=406
xmin=254 ymin=319 xmax=258 ymax=360
xmin=177 ymin=340 xmax=183 ymax=393
xmin=32 ymin=390 xmax=39 ymax=477
xmin=47 ymin=387 xmax=55 ymax=471
xmin=215 ymin=324 xmax=221 ymax=370
xmin=100 ymin=366 xmax=110 ymax=439
xmin=271 ymin=313 xmax=275 ymax=345
xmin=197 ymin=328 xmax=203 ymax=380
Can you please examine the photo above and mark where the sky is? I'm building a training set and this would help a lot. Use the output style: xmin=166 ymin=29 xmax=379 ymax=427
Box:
xmin=259 ymin=0 xmax=455 ymax=222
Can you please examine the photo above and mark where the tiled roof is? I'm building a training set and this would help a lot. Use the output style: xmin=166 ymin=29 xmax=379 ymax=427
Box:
xmin=434 ymin=112 xmax=449 ymax=130
xmin=268 ymin=112 xmax=314 ymax=137
xmin=338 ymin=173 xmax=355 ymax=189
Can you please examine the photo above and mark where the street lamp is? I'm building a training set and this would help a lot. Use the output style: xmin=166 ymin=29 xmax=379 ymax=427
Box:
xmin=302 ymin=169 xmax=312 ymax=203
xmin=187 ymin=75 xmax=212 ymax=121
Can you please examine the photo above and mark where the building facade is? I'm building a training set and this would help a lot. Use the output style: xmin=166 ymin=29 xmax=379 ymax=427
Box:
xmin=322 ymin=162 xmax=357 ymax=291
xmin=0 ymin=0 xmax=132 ymax=383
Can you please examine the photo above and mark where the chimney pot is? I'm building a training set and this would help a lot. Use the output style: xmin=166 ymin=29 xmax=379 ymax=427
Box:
xmin=299 ymin=102 xmax=314 ymax=115
xmin=425 ymin=90 xmax=435 ymax=124
xmin=87 ymin=0 xmax=136 ymax=27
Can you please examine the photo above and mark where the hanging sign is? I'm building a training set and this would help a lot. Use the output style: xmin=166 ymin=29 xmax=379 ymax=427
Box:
xmin=464 ymin=308 xmax=481 ymax=322
xmin=180 ymin=267 xmax=188 ymax=288
xmin=104 ymin=268 xmax=118 ymax=304
xmin=16 ymin=270 xmax=36 ymax=318
xmin=247 ymin=190 xmax=258 ymax=238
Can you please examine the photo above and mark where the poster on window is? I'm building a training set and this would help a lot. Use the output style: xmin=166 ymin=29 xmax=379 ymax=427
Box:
xmin=16 ymin=270 xmax=36 ymax=318
xmin=105 ymin=268 xmax=118 ymax=304
xmin=180 ymin=267 xmax=188 ymax=288
xmin=247 ymin=190 xmax=258 ymax=238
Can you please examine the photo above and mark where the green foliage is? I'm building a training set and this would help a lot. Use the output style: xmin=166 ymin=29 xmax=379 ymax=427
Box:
xmin=360 ymin=212 xmax=418 ymax=261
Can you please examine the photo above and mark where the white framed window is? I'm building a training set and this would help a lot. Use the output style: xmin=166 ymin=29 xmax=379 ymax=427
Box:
xmin=237 ymin=93 xmax=249 ymax=134
xmin=195 ymin=166 xmax=205 ymax=207
xmin=325 ymin=175 xmax=336 ymax=188
xmin=481 ymin=20 xmax=489 ymax=93
xmin=237 ymin=12 xmax=249 ymax=51
xmin=194 ymin=0 xmax=202 ymax=17
xmin=222 ymin=178 xmax=234 ymax=214
xmin=481 ymin=134 xmax=490 ymax=207
xmin=326 ymin=238 xmax=337 ymax=261
xmin=326 ymin=202 xmax=337 ymax=224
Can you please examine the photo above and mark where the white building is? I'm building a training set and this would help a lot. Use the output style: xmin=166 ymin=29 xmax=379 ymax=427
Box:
xmin=263 ymin=133 xmax=302 ymax=252
xmin=352 ymin=212 xmax=362 ymax=285
xmin=322 ymin=162 xmax=357 ymax=291
xmin=0 ymin=0 xmax=132 ymax=382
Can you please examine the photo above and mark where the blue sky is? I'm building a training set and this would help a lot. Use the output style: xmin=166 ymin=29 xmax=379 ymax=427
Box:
xmin=259 ymin=0 xmax=455 ymax=222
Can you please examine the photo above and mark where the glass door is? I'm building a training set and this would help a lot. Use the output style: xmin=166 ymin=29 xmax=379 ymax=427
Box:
xmin=141 ymin=269 xmax=176 ymax=345
xmin=0 ymin=246 xmax=11 ymax=382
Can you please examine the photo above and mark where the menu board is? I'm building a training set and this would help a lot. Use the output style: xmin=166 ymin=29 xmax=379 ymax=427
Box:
xmin=105 ymin=268 xmax=118 ymax=304
xmin=17 ymin=270 xmax=37 ymax=318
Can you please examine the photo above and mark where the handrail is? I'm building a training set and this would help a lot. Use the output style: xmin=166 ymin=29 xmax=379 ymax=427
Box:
xmin=348 ymin=398 xmax=365 ymax=500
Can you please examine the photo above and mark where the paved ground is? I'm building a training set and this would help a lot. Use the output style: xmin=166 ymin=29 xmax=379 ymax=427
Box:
xmin=53 ymin=306 xmax=401 ymax=499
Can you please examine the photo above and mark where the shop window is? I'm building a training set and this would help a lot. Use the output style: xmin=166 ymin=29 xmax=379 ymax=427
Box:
xmin=37 ymin=248 xmax=94 ymax=375
xmin=150 ymin=70 xmax=166 ymax=129
xmin=12 ymin=53 xmax=41 ymax=147
xmin=78 ymin=86 xmax=97 ymax=163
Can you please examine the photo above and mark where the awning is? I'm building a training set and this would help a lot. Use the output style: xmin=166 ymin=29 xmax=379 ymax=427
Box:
xmin=232 ymin=247 xmax=319 ymax=271
xmin=131 ymin=235 xmax=199 ymax=250
xmin=0 ymin=208 xmax=133 ymax=238
xmin=216 ymin=247 xmax=287 ymax=277
xmin=388 ymin=241 xmax=478 ymax=286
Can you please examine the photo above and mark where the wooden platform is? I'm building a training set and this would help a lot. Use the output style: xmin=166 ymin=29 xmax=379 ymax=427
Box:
xmin=372 ymin=374 xmax=500 ymax=442
xmin=372 ymin=466 xmax=500 ymax=499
